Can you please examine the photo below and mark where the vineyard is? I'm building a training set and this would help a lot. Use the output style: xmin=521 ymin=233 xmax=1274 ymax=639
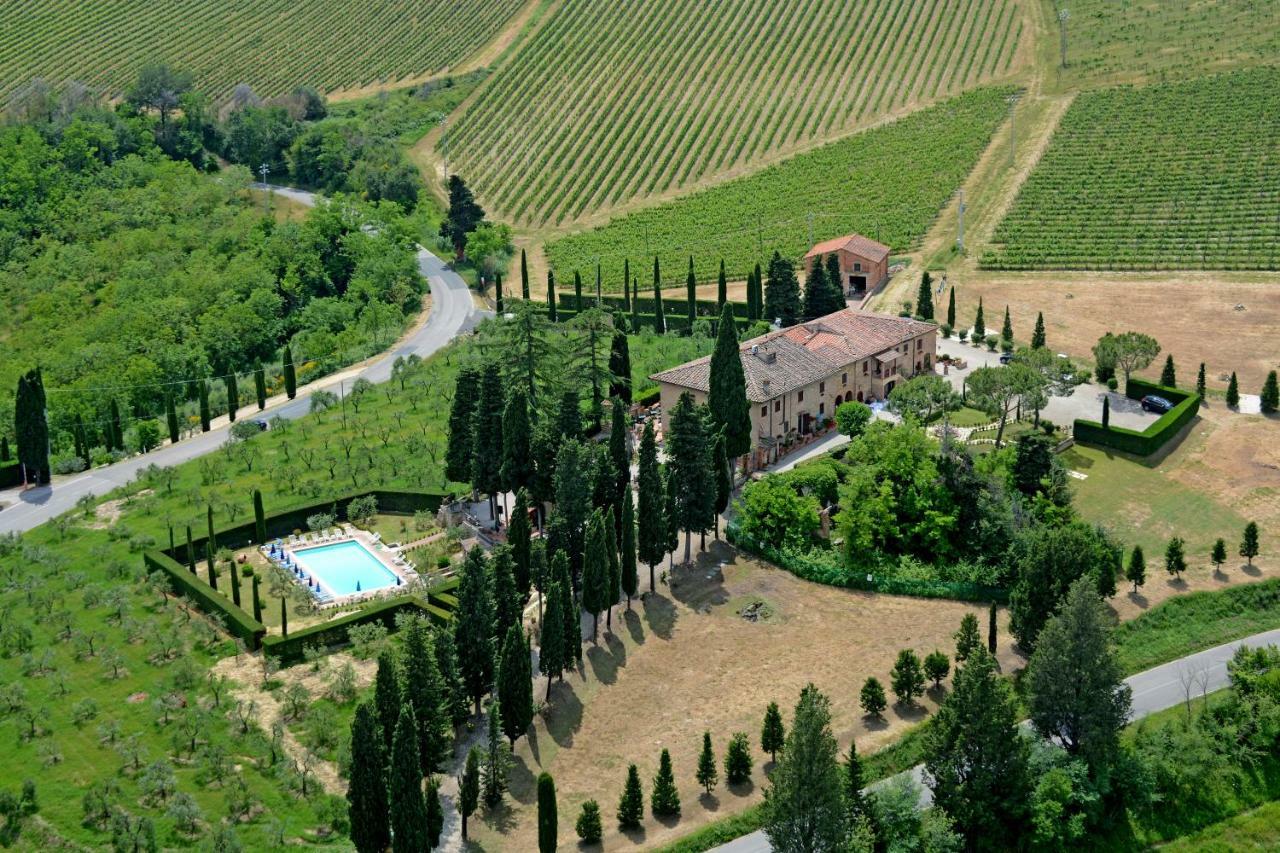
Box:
xmin=545 ymin=87 xmax=1016 ymax=288
xmin=982 ymin=68 xmax=1280 ymax=272
xmin=0 ymin=0 xmax=526 ymax=102
xmin=448 ymin=0 xmax=1024 ymax=226
xmin=1050 ymin=0 xmax=1280 ymax=89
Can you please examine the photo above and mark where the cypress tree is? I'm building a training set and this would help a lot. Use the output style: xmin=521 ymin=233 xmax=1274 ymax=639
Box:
xmin=14 ymin=366 xmax=50 ymax=481
xmin=165 ymin=392 xmax=179 ymax=444
xmin=547 ymin=270 xmax=558 ymax=322
xmin=538 ymin=773 xmax=558 ymax=853
xmin=1241 ymin=521 xmax=1259 ymax=566
xmin=803 ymin=257 xmax=829 ymax=321
xmin=346 ymin=702 xmax=390 ymax=853
xmin=636 ymin=421 xmax=665 ymax=593
xmin=761 ymin=701 xmax=785 ymax=761
xmin=185 ymin=525 xmax=195 ymax=573
xmin=717 ymin=259 xmax=727 ymax=310
xmin=1101 ymin=396 xmax=1110 ymax=428
xmin=403 ymin=617 xmax=451 ymax=775
xmin=495 ymin=271 xmax=504 ymax=314
xmin=581 ymin=510 xmax=610 ymax=642
xmin=621 ymin=488 xmax=638 ymax=607
xmin=253 ymin=489 xmax=266 ymax=543
xmin=501 ymin=388 xmax=534 ymax=499
xmin=1160 ymin=355 xmax=1176 ymax=387
xmin=623 ymin=258 xmax=631 ymax=312
xmin=652 ymin=256 xmax=666 ymax=334
xmin=764 ymin=251 xmax=801 ymax=327
xmin=916 ymin=271 xmax=934 ymax=320
xmin=825 ymin=253 xmax=843 ymax=310
xmin=254 ymin=361 xmax=267 ymax=410
xmin=609 ymin=317 xmax=632 ymax=403
xmin=454 ymin=548 xmax=495 ymax=712
xmin=725 ymin=732 xmax=753 ymax=785
xmin=472 ymin=363 xmax=505 ymax=526
xmin=973 ymin=297 xmax=985 ymax=339
xmin=0 ymin=434 xmax=8 ymax=462
xmin=605 ymin=517 xmax=620 ymax=632
xmin=631 ymin=263 xmax=641 ymax=330
xmin=617 ymin=764 xmax=644 ymax=829
xmin=521 ymin=249 xmax=530 ymax=300
xmin=686 ymin=256 xmax=697 ymax=330
xmin=651 ymin=748 xmax=681 ymax=817
xmin=497 ymin=622 xmax=533 ymax=747
xmin=459 ymin=747 xmax=480 ymax=840
xmin=709 ymin=304 xmax=752 ymax=463
xmin=225 ymin=372 xmax=238 ymax=422
xmin=574 ymin=270 xmax=583 ymax=312
xmin=1125 ymin=545 xmax=1145 ymax=593
xmin=745 ymin=267 xmax=757 ymax=322
xmin=1031 ymin=312 xmax=1046 ymax=349
xmin=752 ymin=262 xmax=763 ymax=320
xmin=1196 ymin=362 xmax=1206 ymax=399
xmin=198 ymin=380 xmax=211 ymax=432
xmin=207 ymin=504 xmax=217 ymax=553
xmin=988 ymin=601 xmax=998 ymax=654
xmin=540 ymin=580 xmax=566 ymax=700
xmin=844 ymin=741 xmax=869 ymax=825
xmin=554 ymin=551 xmax=582 ymax=666
xmin=1001 ymin=305 xmax=1013 ymax=343
xmin=425 ymin=778 xmax=444 ymax=849
xmin=435 ymin=629 xmax=470 ymax=727
xmin=280 ymin=596 xmax=287 ymax=636
xmin=206 ymin=542 xmax=217 ymax=590
xmin=74 ymin=415 xmax=90 ymax=468
xmin=445 ymin=365 xmax=481 ymax=484
xmin=374 ymin=651 xmax=403 ymax=755
xmin=107 ymin=397 xmax=122 ymax=450
xmin=282 ymin=344 xmax=296 ymax=400
xmin=609 ymin=397 xmax=630 ymax=530
xmin=596 ymin=263 xmax=602 ymax=303
xmin=1211 ymin=538 xmax=1227 ymax=573
xmin=696 ymin=731 xmax=718 ymax=794
xmin=1260 ymin=371 xmax=1278 ymax=414
xmin=663 ymin=466 xmax=680 ymax=570
xmin=1226 ymin=371 xmax=1240 ymax=407
xmin=482 ymin=703 xmax=509 ymax=806
xmin=947 ymin=286 xmax=956 ymax=328
xmin=251 ymin=574 xmax=262 ymax=622
xmin=229 ymin=560 xmax=241 ymax=607
xmin=667 ymin=391 xmax=715 ymax=563
xmin=509 ymin=489 xmax=533 ymax=599
xmin=388 ymin=705 xmax=430 ymax=853
xmin=712 ymin=434 xmax=730 ymax=539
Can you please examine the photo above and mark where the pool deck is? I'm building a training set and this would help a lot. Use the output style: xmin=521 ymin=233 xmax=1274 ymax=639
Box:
xmin=262 ymin=524 xmax=420 ymax=607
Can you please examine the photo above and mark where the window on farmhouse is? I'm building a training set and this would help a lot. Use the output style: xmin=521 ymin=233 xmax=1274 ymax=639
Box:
xmin=774 ymin=400 xmax=781 ymax=413
xmin=760 ymin=406 xmax=767 ymax=417
xmin=797 ymin=390 xmax=804 ymax=403
xmin=842 ymin=372 xmax=848 ymax=386
xmin=819 ymin=382 xmax=825 ymax=394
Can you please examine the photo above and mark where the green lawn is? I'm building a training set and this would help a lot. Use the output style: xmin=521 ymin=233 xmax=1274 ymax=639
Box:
xmin=629 ymin=329 xmax=716 ymax=400
xmin=1161 ymin=799 xmax=1280 ymax=852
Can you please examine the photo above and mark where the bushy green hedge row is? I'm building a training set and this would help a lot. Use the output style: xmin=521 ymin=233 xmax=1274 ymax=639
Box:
xmin=144 ymin=550 xmax=266 ymax=647
xmin=262 ymin=579 xmax=459 ymax=664
xmin=165 ymin=489 xmax=445 ymax=562
xmin=725 ymin=522 xmax=1008 ymax=604
xmin=1074 ymin=379 xmax=1200 ymax=456
xmin=558 ymin=292 xmax=748 ymax=320
xmin=0 ymin=461 xmax=20 ymax=489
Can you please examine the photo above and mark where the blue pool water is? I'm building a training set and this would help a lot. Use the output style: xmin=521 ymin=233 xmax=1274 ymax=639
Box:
xmin=294 ymin=541 xmax=399 ymax=596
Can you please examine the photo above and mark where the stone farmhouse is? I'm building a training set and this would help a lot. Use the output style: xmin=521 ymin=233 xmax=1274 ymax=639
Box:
xmin=804 ymin=233 xmax=892 ymax=296
xmin=651 ymin=308 xmax=937 ymax=469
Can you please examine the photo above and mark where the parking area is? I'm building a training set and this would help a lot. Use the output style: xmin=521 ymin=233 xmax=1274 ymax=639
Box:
xmin=936 ymin=337 xmax=1162 ymax=431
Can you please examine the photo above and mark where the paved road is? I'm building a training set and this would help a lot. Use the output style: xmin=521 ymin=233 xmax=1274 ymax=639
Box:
xmin=714 ymin=627 xmax=1280 ymax=852
xmin=0 ymin=187 xmax=483 ymax=534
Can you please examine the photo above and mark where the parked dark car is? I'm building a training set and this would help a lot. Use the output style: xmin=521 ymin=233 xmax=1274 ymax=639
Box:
xmin=1140 ymin=395 xmax=1173 ymax=414
xmin=252 ymin=419 xmax=269 ymax=431
xmin=999 ymin=352 xmax=1015 ymax=365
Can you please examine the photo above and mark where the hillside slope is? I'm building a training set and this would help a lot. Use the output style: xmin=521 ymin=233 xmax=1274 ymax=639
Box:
xmin=449 ymin=0 xmax=1025 ymax=227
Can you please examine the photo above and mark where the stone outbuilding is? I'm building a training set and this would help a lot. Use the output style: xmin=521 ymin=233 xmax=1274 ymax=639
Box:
xmin=803 ymin=233 xmax=892 ymax=297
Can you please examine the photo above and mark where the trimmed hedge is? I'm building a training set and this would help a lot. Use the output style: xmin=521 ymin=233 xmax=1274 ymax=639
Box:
xmin=262 ymin=581 xmax=458 ymax=664
xmin=725 ymin=522 xmax=1008 ymax=604
xmin=1074 ymin=379 xmax=1200 ymax=456
xmin=144 ymin=550 xmax=266 ymax=648
xmin=0 ymin=461 xmax=20 ymax=489
xmin=559 ymin=292 xmax=748 ymax=320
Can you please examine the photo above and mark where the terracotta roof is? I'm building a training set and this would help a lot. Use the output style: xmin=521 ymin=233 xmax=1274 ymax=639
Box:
xmin=650 ymin=309 xmax=935 ymax=403
xmin=803 ymin=233 xmax=892 ymax=263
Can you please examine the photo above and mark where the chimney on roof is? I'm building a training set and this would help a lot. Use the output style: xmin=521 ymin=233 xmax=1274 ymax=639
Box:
xmin=763 ymin=351 xmax=777 ymax=364
xmin=762 ymin=379 xmax=771 ymax=395
xmin=751 ymin=345 xmax=759 ymax=356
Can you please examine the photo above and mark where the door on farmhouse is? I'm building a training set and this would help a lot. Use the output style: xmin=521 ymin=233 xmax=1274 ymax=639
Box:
xmin=849 ymin=275 xmax=867 ymax=294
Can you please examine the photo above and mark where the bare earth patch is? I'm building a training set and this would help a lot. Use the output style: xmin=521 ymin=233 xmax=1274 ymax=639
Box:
xmin=473 ymin=543 xmax=1024 ymax=852
xmin=90 ymin=489 xmax=154 ymax=529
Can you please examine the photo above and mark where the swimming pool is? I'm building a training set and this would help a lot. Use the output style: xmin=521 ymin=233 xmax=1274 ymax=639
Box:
xmin=293 ymin=540 xmax=400 ymax=596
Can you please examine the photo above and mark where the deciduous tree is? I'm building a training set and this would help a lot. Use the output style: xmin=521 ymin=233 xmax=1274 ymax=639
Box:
xmin=761 ymin=685 xmax=845 ymax=851
xmin=891 ymin=649 xmax=925 ymax=706
xmin=954 ymin=613 xmax=980 ymax=663
xmin=1164 ymin=536 xmax=1186 ymax=580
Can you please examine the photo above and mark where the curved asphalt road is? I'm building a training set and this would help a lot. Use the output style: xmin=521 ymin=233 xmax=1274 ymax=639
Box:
xmin=0 ymin=186 xmax=484 ymax=534
xmin=715 ymin=626 xmax=1280 ymax=852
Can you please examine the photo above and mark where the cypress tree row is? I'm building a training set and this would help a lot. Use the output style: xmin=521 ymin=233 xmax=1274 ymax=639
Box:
xmin=445 ymin=365 xmax=481 ymax=484
xmin=346 ymin=702 xmax=390 ymax=853
xmin=198 ymin=380 xmax=211 ymax=432
xmin=389 ymin=705 xmax=430 ymax=853
xmin=165 ymin=391 xmax=180 ymax=444
xmin=686 ymin=256 xmax=697 ymax=330
xmin=717 ymin=259 xmax=728 ymax=310
xmin=497 ymin=622 xmax=534 ymax=746
xmin=636 ymin=422 xmax=665 ymax=593
xmin=282 ymin=344 xmax=296 ymax=400
xmin=547 ymin=270 xmax=558 ymax=322
xmin=521 ymin=248 xmax=530 ymax=300
xmin=652 ymin=256 xmax=666 ymax=334
xmin=225 ymin=372 xmax=238 ymax=422
xmin=454 ymin=548 xmax=496 ymax=712
xmin=254 ymin=361 xmax=267 ymax=410
xmin=620 ymin=488 xmax=638 ymax=608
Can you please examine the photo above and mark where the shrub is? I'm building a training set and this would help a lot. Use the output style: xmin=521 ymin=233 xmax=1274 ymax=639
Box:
xmin=724 ymin=733 xmax=753 ymax=785
xmin=576 ymin=800 xmax=602 ymax=843
xmin=940 ymin=323 xmax=953 ymax=338
xmin=1106 ymin=377 xmax=1119 ymax=391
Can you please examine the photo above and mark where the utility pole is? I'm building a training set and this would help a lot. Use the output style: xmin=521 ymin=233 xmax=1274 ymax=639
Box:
xmin=1058 ymin=8 xmax=1070 ymax=68
xmin=1007 ymin=93 xmax=1021 ymax=168
xmin=807 ymin=212 xmax=814 ymax=248
xmin=956 ymin=189 xmax=966 ymax=252
xmin=439 ymin=116 xmax=449 ymax=178
xmin=258 ymin=163 xmax=270 ymax=214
